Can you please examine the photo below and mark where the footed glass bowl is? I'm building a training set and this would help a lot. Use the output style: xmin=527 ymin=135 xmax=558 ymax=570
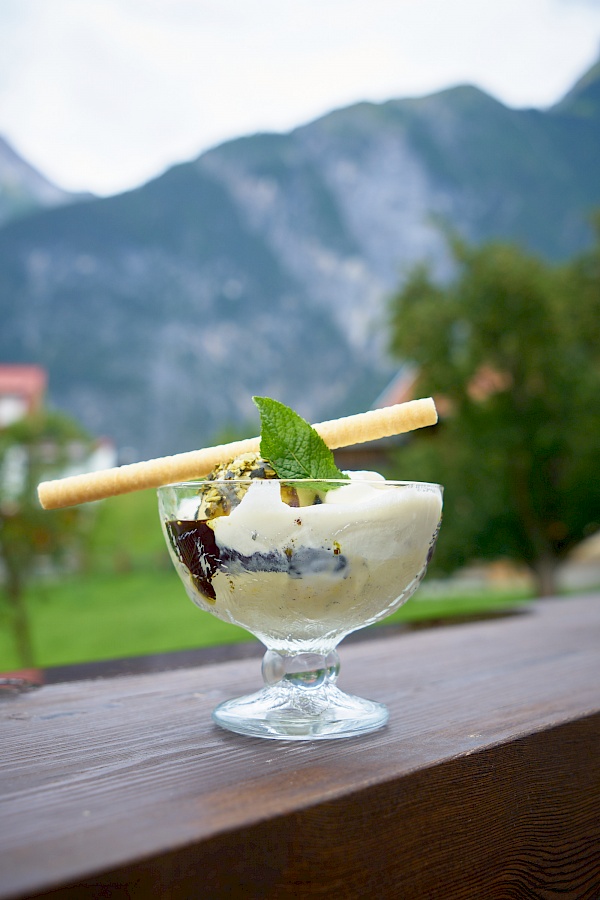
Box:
xmin=158 ymin=477 xmax=442 ymax=740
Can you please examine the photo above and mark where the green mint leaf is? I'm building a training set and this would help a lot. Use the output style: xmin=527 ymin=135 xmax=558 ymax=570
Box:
xmin=253 ymin=397 xmax=349 ymax=489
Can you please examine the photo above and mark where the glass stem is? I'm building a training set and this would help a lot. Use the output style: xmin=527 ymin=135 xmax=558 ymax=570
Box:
xmin=261 ymin=649 xmax=340 ymax=689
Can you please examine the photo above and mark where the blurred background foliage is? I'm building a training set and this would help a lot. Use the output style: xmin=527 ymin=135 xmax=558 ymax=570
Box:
xmin=387 ymin=219 xmax=600 ymax=596
xmin=0 ymin=410 xmax=95 ymax=666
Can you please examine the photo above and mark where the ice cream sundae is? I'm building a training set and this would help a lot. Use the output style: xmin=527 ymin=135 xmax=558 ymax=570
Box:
xmin=157 ymin=397 xmax=442 ymax=739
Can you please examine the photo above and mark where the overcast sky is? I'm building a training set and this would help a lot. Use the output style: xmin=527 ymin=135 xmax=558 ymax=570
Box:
xmin=1 ymin=0 xmax=600 ymax=196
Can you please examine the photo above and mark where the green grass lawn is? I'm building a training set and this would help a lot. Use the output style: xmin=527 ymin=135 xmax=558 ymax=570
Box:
xmin=0 ymin=488 xmax=537 ymax=671
xmin=0 ymin=569 xmax=255 ymax=670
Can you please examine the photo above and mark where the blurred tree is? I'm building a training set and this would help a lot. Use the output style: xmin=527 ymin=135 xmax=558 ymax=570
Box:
xmin=387 ymin=225 xmax=600 ymax=596
xmin=0 ymin=411 xmax=93 ymax=667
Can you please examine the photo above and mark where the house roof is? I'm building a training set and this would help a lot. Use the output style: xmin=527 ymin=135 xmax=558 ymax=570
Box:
xmin=0 ymin=364 xmax=47 ymax=407
xmin=373 ymin=367 xmax=418 ymax=409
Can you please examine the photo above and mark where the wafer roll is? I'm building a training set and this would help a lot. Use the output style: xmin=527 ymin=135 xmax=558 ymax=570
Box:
xmin=37 ymin=397 xmax=437 ymax=510
xmin=315 ymin=397 xmax=437 ymax=448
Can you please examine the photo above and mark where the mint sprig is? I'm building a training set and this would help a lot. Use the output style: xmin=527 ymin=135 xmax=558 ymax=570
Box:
xmin=253 ymin=397 xmax=349 ymax=489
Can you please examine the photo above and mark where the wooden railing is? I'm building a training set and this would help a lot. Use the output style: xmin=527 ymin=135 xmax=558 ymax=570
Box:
xmin=1 ymin=594 xmax=599 ymax=899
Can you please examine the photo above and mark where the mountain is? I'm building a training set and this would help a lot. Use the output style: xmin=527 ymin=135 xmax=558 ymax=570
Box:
xmin=0 ymin=136 xmax=90 ymax=226
xmin=1 ymin=60 xmax=599 ymax=459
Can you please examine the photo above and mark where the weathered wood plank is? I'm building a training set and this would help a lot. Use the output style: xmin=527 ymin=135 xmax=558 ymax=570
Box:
xmin=1 ymin=595 xmax=599 ymax=899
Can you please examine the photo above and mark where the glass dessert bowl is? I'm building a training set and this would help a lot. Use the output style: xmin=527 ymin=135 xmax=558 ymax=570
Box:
xmin=158 ymin=474 xmax=442 ymax=740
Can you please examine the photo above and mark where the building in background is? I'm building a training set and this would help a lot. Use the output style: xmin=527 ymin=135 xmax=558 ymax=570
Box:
xmin=0 ymin=364 xmax=47 ymax=427
xmin=0 ymin=363 xmax=116 ymax=498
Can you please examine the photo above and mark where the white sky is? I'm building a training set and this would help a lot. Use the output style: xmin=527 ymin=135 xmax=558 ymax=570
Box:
xmin=1 ymin=0 xmax=600 ymax=196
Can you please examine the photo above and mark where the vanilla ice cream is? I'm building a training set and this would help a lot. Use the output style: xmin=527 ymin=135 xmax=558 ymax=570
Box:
xmin=163 ymin=472 xmax=442 ymax=652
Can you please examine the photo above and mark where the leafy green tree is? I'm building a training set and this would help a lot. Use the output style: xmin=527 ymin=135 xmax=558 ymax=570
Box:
xmin=0 ymin=410 xmax=94 ymax=667
xmin=387 ymin=227 xmax=600 ymax=596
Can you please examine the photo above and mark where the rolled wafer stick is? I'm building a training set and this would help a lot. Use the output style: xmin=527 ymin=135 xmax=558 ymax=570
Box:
xmin=315 ymin=397 xmax=437 ymax=449
xmin=37 ymin=397 xmax=437 ymax=510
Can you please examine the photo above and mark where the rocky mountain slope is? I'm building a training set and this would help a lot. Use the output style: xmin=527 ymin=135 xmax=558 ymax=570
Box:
xmin=1 ymin=60 xmax=599 ymax=458
xmin=0 ymin=135 xmax=88 ymax=226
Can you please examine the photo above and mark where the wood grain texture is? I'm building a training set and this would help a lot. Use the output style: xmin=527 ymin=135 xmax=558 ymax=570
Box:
xmin=1 ymin=595 xmax=599 ymax=899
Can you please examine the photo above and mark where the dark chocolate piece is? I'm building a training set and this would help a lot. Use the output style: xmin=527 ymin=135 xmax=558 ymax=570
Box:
xmin=166 ymin=519 xmax=349 ymax=602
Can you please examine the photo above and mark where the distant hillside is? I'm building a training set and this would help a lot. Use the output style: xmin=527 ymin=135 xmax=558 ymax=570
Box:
xmin=0 ymin=59 xmax=599 ymax=458
xmin=0 ymin=135 xmax=89 ymax=226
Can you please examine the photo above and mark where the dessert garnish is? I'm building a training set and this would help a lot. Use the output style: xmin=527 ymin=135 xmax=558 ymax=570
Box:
xmin=253 ymin=396 xmax=348 ymax=487
xmin=37 ymin=396 xmax=438 ymax=510
xmin=198 ymin=398 xmax=348 ymax=518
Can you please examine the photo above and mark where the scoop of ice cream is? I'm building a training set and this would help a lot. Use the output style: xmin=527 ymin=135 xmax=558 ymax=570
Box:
xmin=199 ymin=452 xmax=276 ymax=518
xmin=207 ymin=452 xmax=277 ymax=482
xmin=200 ymin=451 xmax=329 ymax=518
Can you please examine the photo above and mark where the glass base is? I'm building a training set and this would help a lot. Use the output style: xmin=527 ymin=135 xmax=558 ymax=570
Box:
xmin=212 ymin=682 xmax=389 ymax=740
